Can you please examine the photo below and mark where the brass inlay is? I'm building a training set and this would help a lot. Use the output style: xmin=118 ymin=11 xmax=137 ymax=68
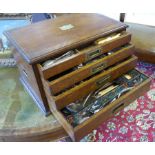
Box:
xmin=59 ymin=24 xmax=74 ymax=31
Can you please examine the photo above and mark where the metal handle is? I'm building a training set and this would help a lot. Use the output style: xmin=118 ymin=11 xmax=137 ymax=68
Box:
xmin=112 ymin=102 xmax=124 ymax=114
xmin=86 ymin=48 xmax=101 ymax=61
xmin=91 ymin=62 xmax=107 ymax=74
xmin=96 ymin=75 xmax=110 ymax=87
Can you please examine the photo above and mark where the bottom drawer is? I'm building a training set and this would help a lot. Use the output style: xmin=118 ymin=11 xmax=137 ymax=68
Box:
xmin=51 ymin=69 xmax=151 ymax=141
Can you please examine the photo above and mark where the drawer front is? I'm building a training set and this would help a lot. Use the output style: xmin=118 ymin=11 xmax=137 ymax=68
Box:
xmin=54 ymin=56 xmax=137 ymax=110
xmin=73 ymin=78 xmax=151 ymax=141
xmin=41 ymin=32 xmax=131 ymax=79
xmin=49 ymin=44 xmax=134 ymax=95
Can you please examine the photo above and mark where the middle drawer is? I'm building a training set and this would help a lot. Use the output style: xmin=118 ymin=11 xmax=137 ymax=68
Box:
xmin=48 ymin=44 xmax=134 ymax=95
xmin=43 ymin=55 xmax=137 ymax=110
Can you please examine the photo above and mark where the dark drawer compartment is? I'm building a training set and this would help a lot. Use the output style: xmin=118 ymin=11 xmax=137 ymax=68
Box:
xmin=52 ymin=69 xmax=151 ymax=141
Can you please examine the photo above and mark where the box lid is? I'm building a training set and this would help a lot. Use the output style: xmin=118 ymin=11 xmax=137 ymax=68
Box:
xmin=4 ymin=14 xmax=128 ymax=64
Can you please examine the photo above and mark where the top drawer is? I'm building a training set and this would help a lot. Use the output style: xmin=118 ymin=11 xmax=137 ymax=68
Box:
xmin=39 ymin=31 xmax=131 ymax=80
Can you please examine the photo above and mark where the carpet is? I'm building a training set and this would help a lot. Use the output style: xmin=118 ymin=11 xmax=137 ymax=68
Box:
xmin=81 ymin=61 xmax=155 ymax=142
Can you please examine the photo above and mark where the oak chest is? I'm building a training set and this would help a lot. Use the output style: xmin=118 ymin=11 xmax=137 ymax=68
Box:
xmin=4 ymin=14 xmax=151 ymax=141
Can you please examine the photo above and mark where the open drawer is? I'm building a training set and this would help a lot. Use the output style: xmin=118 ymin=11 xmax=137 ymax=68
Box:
xmin=38 ymin=55 xmax=137 ymax=111
xmin=49 ymin=55 xmax=137 ymax=110
xmin=51 ymin=69 xmax=151 ymax=141
xmin=39 ymin=31 xmax=131 ymax=80
xmin=48 ymin=44 xmax=134 ymax=95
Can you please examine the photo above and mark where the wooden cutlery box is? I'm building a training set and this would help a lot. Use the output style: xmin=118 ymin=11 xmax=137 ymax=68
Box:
xmin=4 ymin=14 xmax=151 ymax=141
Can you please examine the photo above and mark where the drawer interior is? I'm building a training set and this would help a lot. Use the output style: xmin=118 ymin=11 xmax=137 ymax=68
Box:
xmin=39 ymin=31 xmax=131 ymax=80
xmin=52 ymin=69 xmax=151 ymax=141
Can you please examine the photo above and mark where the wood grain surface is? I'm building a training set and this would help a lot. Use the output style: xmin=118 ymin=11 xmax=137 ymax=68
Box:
xmin=4 ymin=14 xmax=128 ymax=64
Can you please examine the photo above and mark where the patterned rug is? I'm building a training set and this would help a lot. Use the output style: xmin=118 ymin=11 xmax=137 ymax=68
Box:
xmin=81 ymin=61 xmax=155 ymax=142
